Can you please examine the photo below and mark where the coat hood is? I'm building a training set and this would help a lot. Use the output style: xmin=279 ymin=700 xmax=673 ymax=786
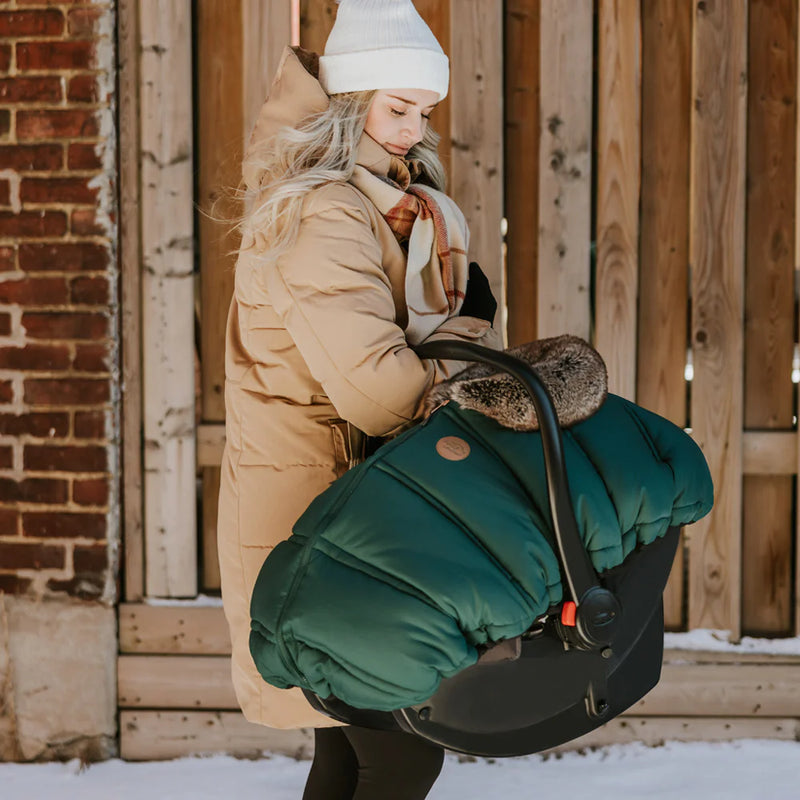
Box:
xmin=243 ymin=46 xmax=415 ymax=192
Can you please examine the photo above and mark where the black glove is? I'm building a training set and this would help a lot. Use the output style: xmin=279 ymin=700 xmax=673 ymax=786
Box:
xmin=459 ymin=261 xmax=497 ymax=325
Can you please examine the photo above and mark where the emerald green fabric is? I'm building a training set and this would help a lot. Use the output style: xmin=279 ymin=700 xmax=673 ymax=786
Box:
xmin=249 ymin=395 xmax=713 ymax=711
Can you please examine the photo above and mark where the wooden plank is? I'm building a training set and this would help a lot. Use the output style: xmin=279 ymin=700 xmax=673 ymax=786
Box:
xmin=687 ymin=0 xmax=747 ymax=636
xmin=742 ymin=0 xmax=797 ymax=638
xmin=637 ymin=0 xmax=691 ymax=425
xmin=299 ymin=0 xmax=338 ymax=56
xmin=504 ymin=0 xmax=540 ymax=347
xmin=743 ymin=431 xmax=796 ymax=475
xmin=118 ymin=655 xmax=237 ymax=709
xmin=197 ymin=1 xmax=246 ymax=594
xmin=139 ymin=0 xmax=197 ymax=598
xmin=664 ymin=648 xmax=800 ymax=666
xmin=118 ymin=0 xmax=144 ymax=603
xmin=595 ymin=0 xmax=640 ymax=400
xmin=119 ymin=604 xmax=230 ymax=655
xmin=551 ymin=716 xmax=800 ymax=752
xmin=120 ymin=711 xmax=313 ymax=761
xmin=448 ymin=0 xmax=505 ymax=325
xmin=416 ymin=0 xmax=452 ymax=184
xmin=634 ymin=662 xmax=800 ymax=716
xmin=537 ymin=0 xmax=593 ymax=340
xmin=242 ymin=0 xmax=294 ymax=146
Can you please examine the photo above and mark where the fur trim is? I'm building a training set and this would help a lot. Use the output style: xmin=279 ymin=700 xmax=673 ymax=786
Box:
xmin=424 ymin=335 xmax=608 ymax=431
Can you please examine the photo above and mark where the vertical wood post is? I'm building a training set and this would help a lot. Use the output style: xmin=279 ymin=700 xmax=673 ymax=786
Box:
xmin=688 ymin=0 xmax=747 ymax=636
xmin=449 ymin=0 xmax=505 ymax=322
xmin=140 ymin=1 xmax=197 ymax=597
xmin=504 ymin=0 xmax=540 ymax=347
xmin=638 ymin=0 xmax=692 ymax=630
xmin=537 ymin=0 xmax=593 ymax=340
xmin=595 ymin=0 xmax=641 ymax=400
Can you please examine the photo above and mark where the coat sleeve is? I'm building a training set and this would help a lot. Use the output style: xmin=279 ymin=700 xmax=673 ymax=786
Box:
xmin=264 ymin=186 xmax=502 ymax=437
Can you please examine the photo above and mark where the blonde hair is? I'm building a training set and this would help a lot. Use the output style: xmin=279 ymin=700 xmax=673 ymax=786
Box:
xmin=240 ymin=90 xmax=447 ymax=263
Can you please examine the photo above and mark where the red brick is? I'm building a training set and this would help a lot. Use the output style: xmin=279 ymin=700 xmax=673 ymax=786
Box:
xmin=0 ymin=446 xmax=11 ymax=468
xmin=0 ymin=179 xmax=8 ymax=206
xmin=0 ymin=144 xmax=63 ymax=171
xmin=17 ymin=109 xmax=99 ymax=140
xmin=67 ymin=8 xmax=103 ymax=38
xmin=70 ymin=275 xmax=108 ymax=304
xmin=73 ymin=477 xmax=107 ymax=506
xmin=0 ymin=412 xmax=69 ymax=437
xmin=0 ymin=45 xmax=10 ymax=74
xmin=0 ymin=9 xmax=64 ymax=37
xmin=22 ymin=311 xmax=107 ymax=340
xmin=0 ymin=507 xmax=18 ymax=535
xmin=0 ymin=344 xmax=70 ymax=371
xmin=0 ymin=277 xmax=68 ymax=305
xmin=19 ymin=242 xmax=108 ymax=272
xmin=73 ymin=542 xmax=107 ymax=572
xmin=0 ymin=477 xmax=67 ymax=504
xmin=23 ymin=511 xmax=105 ymax=539
xmin=0 ymin=574 xmax=33 ymax=594
xmin=21 ymin=177 xmax=99 ymax=205
xmin=0 ymin=210 xmax=67 ymax=238
xmin=0 ymin=379 xmax=12 ymax=403
xmin=67 ymin=143 xmax=102 ymax=171
xmin=0 ymin=76 xmax=62 ymax=104
xmin=73 ymin=410 xmax=105 ymax=438
xmin=67 ymin=74 xmax=100 ymax=103
xmin=16 ymin=41 xmax=93 ymax=71
xmin=70 ymin=208 xmax=105 ymax=236
xmin=0 ymin=541 xmax=63 ymax=570
xmin=0 ymin=246 xmax=13 ymax=271
xmin=24 ymin=378 xmax=110 ymax=405
xmin=73 ymin=343 xmax=109 ymax=372
xmin=0 ymin=109 xmax=9 ymax=139
xmin=24 ymin=443 xmax=106 ymax=472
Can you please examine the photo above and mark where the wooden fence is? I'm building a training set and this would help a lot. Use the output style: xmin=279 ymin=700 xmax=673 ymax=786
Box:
xmin=118 ymin=0 xmax=800 ymax=758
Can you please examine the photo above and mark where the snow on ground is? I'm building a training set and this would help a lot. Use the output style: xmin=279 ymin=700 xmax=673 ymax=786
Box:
xmin=2 ymin=740 xmax=799 ymax=800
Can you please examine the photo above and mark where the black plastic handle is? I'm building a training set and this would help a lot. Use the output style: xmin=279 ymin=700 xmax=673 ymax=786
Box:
xmin=415 ymin=340 xmax=620 ymax=647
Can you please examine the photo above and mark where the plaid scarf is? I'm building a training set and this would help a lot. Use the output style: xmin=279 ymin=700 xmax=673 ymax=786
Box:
xmin=349 ymin=164 xmax=470 ymax=345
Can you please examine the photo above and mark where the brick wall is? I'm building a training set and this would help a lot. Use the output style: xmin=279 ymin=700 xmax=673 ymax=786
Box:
xmin=0 ymin=0 xmax=117 ymax=604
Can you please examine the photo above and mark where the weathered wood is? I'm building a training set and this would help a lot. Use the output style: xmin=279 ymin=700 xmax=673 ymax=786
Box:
xmin=242 ymin=0 xmax=294 ymax=145
xmin=634 ymin=662 xmax=800 ymax=716
xmin=448 ymin=0 xmax=505 ymax=324
xmin=504 ymin=0 xmax=540 ymax=347
xmin=119 ymin=604 xmax=230 ymax=655
xmin=537 ymin=0 xmax=593 ymax=340
xmin=637 ymin=0 xmax=691 ymax=424
xmin=139 ymin=0 xmax=197 ymax=598
xmin=120 ymin=711 xmax=313 ymax=761
xmin=595 ymin=0 xmax=640 ymax=400
xmin=197 ymin=422 xmax=226 ymax=466
xmin=118 ymin=655 xmax=237 ymax=709
xmin=551 ymin=716 xmax=800 ymax=752
xmin=413 ymin=0 xmax=452 ymax=187
xmin=688 ymin=0 xmax=747 ymax=636
xmin=741 ymin=0 xmax=797 ymax=638
xmin=119 ymin=709 xmax=800 ymax=761
xmin=118 ymin=0 xmax=144 ymax=603
xmin=299 ymin=0 xmax=338 ymax=56
xmin=743 ymin=431 xmax=796 ymax=475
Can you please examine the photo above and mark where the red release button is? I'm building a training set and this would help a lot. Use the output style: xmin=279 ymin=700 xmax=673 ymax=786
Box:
xmin=560 ymin=601 xmax=577 ymax=627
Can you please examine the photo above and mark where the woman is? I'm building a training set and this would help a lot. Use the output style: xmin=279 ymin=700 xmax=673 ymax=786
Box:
xmin=218 ymin=1 xmax=501 ymax=797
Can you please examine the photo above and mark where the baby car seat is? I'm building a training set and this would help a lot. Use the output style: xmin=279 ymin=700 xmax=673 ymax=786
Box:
xmin=303 ymin=341 xmax=687 ymax=756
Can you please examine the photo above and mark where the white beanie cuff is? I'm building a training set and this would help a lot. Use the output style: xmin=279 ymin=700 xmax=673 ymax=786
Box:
xmin=319 ymin=47 xmax=449 ymax=101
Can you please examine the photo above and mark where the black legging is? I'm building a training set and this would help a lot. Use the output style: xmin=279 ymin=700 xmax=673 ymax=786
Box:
xmin=301 ymin=725 xmax=445 ymax=800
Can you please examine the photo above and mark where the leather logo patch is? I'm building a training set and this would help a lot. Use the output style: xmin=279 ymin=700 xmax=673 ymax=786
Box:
xmin=435 ymin=436 xmax=470 ymax=461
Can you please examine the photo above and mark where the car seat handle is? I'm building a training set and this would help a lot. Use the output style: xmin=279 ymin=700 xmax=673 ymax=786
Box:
xmin=414 ymin=340 xmax=621 ymax=649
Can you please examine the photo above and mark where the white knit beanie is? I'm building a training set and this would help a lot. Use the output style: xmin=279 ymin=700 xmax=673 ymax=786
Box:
xmin=319 ymin=0 xmax=449 ymax=101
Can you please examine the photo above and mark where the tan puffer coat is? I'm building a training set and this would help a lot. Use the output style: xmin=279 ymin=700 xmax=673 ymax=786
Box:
xmin=217 ymin=46 xmax=503 ymax=729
